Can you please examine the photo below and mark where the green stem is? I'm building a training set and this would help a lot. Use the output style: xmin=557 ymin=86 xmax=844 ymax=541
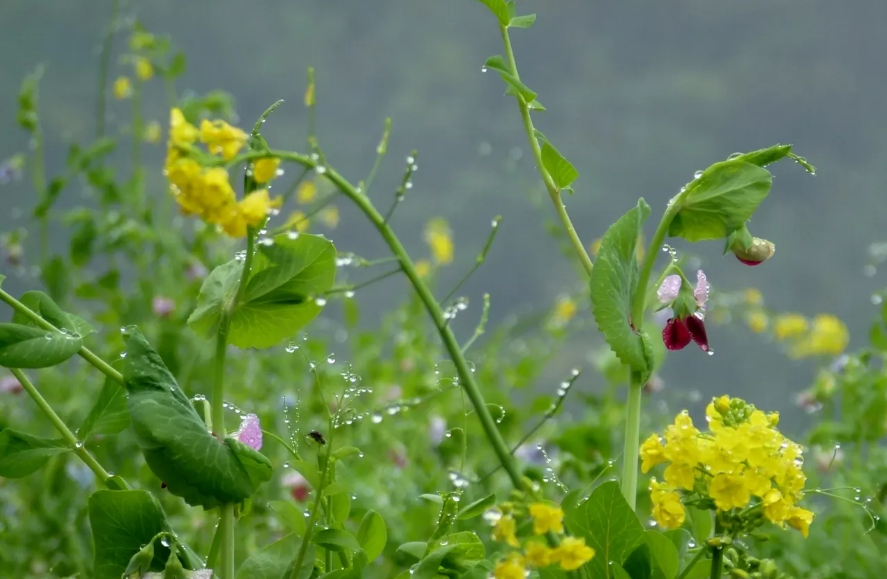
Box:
xmin=621 ymin=372 xmax=643 ymax=508
xmin=32 ymin=121 xmax=47 ymax=263
xmin=0 ymin=287 xmax=124 ymax=385
xmin=499 ymin=24 xmax=593 ymax=277
xmin=95 ymin=0 xmax=119 ymax=139
xmin=225 ymin=150 xmax=526 ymax=490
xmin=290 ymin=445 xmax=331 ymax=579
xmin=10 ymin=368 xmax=112 ymax=486
xmin=676 ymin=549 xmax=707 ymax=579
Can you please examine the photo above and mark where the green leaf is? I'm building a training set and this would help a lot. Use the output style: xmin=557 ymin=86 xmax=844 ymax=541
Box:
xmin=539 ymin=138 xmax=579 ymax=191
xmin=623 ymin=543 xmax=651 ymax=579
xmin=688 ymin=507 xmax=712 ymax=546
xmin=429 ymin=531 xmax=485 ymax=564
xmin=40 ymin=256 xmax=69 ymax=302
xmin=79 ymin=376 xmax=131 ymax=439
xmin=290 ymin=460 xmax=321 ymax=490
xmin=396 ymin=542 xmax=427 ymax=564
xmin=456 ymin=493 xmax=496 ymax=519
xmin=475 ymin=0 xmax=510 ymax=25
xmin=509 ymin=14 xmax=536 ymax=28
xmin=611 ymin=565 xmax=633 ymax=579
xmin=12 ymin=290 xmax=94 ymax=337
xmin=89 ymin=489 xmax=199 ymax=579
xmin=483 ymin=55 xmax=538 ymax=103
xmin=527 ymin=99 xmax=546 ymax=111
xmin=269 ymin=500 xmax=307 ymax=536
xmin=357 ymin=510 xmax=388 ymax=561
xmin=235 ymin=533 xmax=315 ymax=579
xmin=589 ymin=199 xmax=653 ymax=373
xmin=564 ymin=481 xmax=646 ymax=579
xmin=0 ymin=323 xmax=82 ymax=368
xmin=70 ymin=217 xmax=98 ymax=267
xmin=0 ymin=429 xmax=69 ymax=477
xmin=430 ymin=493 xmax=462 ymax=543
xmin=668 ymin=161 xmax=771 ymax=242
xmin=167 ymin=52 xmax=187 ymax=78
xmin=681 ymin=560 xmax=711 ymax=579
xmin=663 ymin=529 xmax=692 ymax=561
xmin=331 ymin=446 xmax=363 ymax=461
xmin=646 ymin=531 xmax=680 ymax=579
xmin=313 ymin=528 xmax=362 ymax=553
xmin=329 ymin=491 xmax=352 ymax=525
xmin=188 ymin=233 xmax=336 ymax=349
xmin=121 ymin=326 xmax=272 ymax=508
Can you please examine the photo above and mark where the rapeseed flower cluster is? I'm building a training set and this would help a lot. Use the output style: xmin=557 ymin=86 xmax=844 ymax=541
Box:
xmin=424 ymin=218 xmax=454 ymax=265
xmin=164 ymin=108 xmax=281 ymax=238
xmin=490 ymin=502 xmax=595 ymax=578
xmin=641 ymin=396 xmax=814 ymax=537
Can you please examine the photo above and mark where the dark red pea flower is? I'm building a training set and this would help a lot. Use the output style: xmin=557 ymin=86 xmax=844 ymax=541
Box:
xmin=662 ymin=314 xmax=710 ymax=352
xmin=658 ymin=270 xmax=711 ymax=352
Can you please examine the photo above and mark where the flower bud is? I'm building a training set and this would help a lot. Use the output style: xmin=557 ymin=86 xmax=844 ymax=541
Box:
xmin=163 ymin=551 xmax=187 ymax=579
xmin=732 ymin=236 xmax=776 ymax=266
xmin=758 ymin=560 xmax=779 ymax=578
xmin=123 ymin=542 xmax=154 ymax=578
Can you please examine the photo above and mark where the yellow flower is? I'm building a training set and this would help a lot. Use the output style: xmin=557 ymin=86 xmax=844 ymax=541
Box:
xmin=493 ymin=555 xmax=526 ymax=579
xmin=524 ymin=540 xmax=554 ymax=568
xmin=169 ymin=108 xmax=198 ymax=146
xmin=113 ymin=76 xmax=132 ymax=99
xmin=663 ymin=462 xmax=696 ymax=491
xmin=135 ymin=57 xmax=154 ymax=81
xmin=743 ymin=288 xmax=763 ymax=305
xmin=199 ymin=168 xmax=239 ymax=224
xmin=239 ymin=189 xmax=280 ymax=225
xmin=709 ymin=473 xmax=750 ymax=511
xmin=492 ymin=515 xmax=519 ymax=547
xmin=639 ymin=434 xmax=667 ymax=473
xmin=253 ymin=158 xmax=281 ymax=184
xmin=787 ymin=506 xmax=814 ymax=537
xmin=285 ymin=211 xmax=311 ymax=234
xmin=651 ymin=487 xmax=685 ymax=529
xmin=200 ymin=119 xmax=248 ymax=160
xmin=589 ymin=238 xmax=602 ymax=257
xmin=762 ymin=489 xmax=790 ymax=524
xmin=774 ymin=314 xmax=808 ymax=340
xmin=143 ymin=121 xmax=162 ymax=144
xmin=552 ymin=537 xmax=595 ymax=571
xmin=425 ymin=219 xmax=454 ymax=265
xmin=415 ymin=260 xmax=431 ymax=278
xmin=319 ymin=206 xmax=340 ymax=228
xmin=553 ymin=296 xmax=577 ymax=324
xmin=790 ymin=314 xmax=848 ymax=358
xmin=747 ymin=310 xmax=768 ymax=334
xmin=297 ymin=181 xmax=317 ymax=204
xmin=528 ymin=503 xmax=564 ymax=535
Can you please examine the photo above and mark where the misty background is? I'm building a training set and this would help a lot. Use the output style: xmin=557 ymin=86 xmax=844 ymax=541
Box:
xmin=0 ymin=0 xmax=884 ymax=434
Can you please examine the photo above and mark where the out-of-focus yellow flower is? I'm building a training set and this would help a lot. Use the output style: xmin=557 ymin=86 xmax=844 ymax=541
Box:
xmin=492 ymin=515 xmax=519 ymax=547
xmin=424 ymin=218 xmax=454 ymax=265
xmin=319 ymin=206 xmax=339 ymax=228
xmin=790 ymin=314 xmax=849 ymax=358
xmin=253 ymin=158 xmax=280 ymax=184
xmin=143 ymin=121 xmax=162 ymax=144
xmin=113 ymin=76 xmax=132 ymax=99
xmin=640 ymin=434 xmax=667 ymax=473
xmin=553 ymin=296 xmax=577 ymax=325
xmin=524 ymin=541 xmax=554 ymax=568
xmin=774 ymin=314 xmax=808 ymax=340
xmin=528 ymin=503 xmax=564 ymax=535
xmin=169 ymin=108 xmax=198 ymax=147
xmin=650 ymin=480 xmax=686 ymax=529
xmin=285 ymin=211 xmax=311 ymax=234
xmin=747 ymin=310 xmax=768 ymax=334
xmin=200 ymin=118 xmax=248 ymax=160
xmin=589 ymin=238 xmax=602 ymax=257
xmin=297 ymin=181 xmax=317 ymax=204
xmin=493 ymin=555 xmax=525 ymax=579
xmin=762 ymin=489 xmax=790 ymax=524
xmin=709 ymin=473 xmax=751 ymax=511
xmin=415 ymin=260 xmax=431 ymax=278
xmin=744 ymin=288 xmax=764 ymax=305
xmin=222 ymin=189 xmax=281 ymax=238
xmin=551 ymin=537 xmax=595 ymax=571
xmin=135 ymin=57 xmax=154 ymax=81
xmin=787 ymin=506 xmax=814 ymax=537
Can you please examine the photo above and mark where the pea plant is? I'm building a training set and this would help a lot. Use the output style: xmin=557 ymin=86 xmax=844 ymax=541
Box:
xmin=0 ymin=2 xmax=880 ymax=579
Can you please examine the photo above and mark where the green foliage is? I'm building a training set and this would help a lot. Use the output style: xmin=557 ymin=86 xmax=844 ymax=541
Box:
xmin=0 ymin=429 xmax=69 ymax=477
xmin=357 ymin=511 xmax=388 ymax=561
xmin=234 ymin=533 xmax=315 ymax=579
xmin=78 ymin=377 xmax=131 ymax=439
xmin=589 ymin=199 xmax=653 ymax=373
xmin=536 ymin=130 xmax=579 ymax=193
xmin=121 ymin=326 xmax=272 ymax=508
xmin=0 ymin=323 xmax=82 ymax=368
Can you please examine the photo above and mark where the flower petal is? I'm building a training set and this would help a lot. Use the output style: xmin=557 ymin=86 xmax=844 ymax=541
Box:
xmin=657 ymin=275 xmax=682 ymax=304
xmin=737 ymin=256 xmax=764 ymax=266
xmin=694 ymin=270 xmax=709 ymax=308
xmin=234 ymin=413 xmax=263 ymax=450
xmin=662 ymin=317 xmax=692 ymax=350
xmin=685 ymin=314 xmax=710 ymax=352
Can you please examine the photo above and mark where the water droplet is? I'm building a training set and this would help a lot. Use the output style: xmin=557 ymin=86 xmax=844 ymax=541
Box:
xmin=406 ymin=155 xmax=415 ymax=164
xmin=160 ymin=537 xmax=170 ymax=547
xmin=872 ymin=294 xmax=883 ymax=305
xmin=481 ymin=66 xmax=488 ymax=72
xmin=344 ymin=290 xmax=355 ymax=298
xmin=258 ymin=237 xmax=274 ymax=246
xmin=371 ymin=413 xmax=383 ymax=424
xmin=315 ymin=297 xmax=327 ymax=306
xmin=326 ymin=354 xmax=336 ymax=364
xmin=119 ymin=352 xmax=127 ymax=358
xmin=693 ymin=170 xmax=704 ymax=179
xmin=727 ymin=152 xmax=742 ymax=160
xmin=44 ymin=332 xmax=53 ymax=340
xmin=286 ymin=231 xmax=300 ymax=240
xmin=285 ymin=341 xmax=299 ymax=353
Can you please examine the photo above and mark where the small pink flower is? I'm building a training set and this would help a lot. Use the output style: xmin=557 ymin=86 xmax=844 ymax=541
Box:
xmin=657 ymin=275 xmax=682 ymax=304
xmin=0 ymin=376 xmax=22 ymax=394
xmin=658 ymin=271 xmax=711 ymax=353
xmin=643 ymin=374 xmax=665 ymax=395
xmin=186 ymin=261 xmax=208 ymax=281
xmin=387 ymin=448 xmax=408 ymax=469
xmin=233 ymin=413 xmax=262 ymax=451
xmin=281 ymin=471 xmax=310 ymax=502
xmin=429 ymin=416 xmax=447 ymax=445
xmin=694 ymin=270 xmax=709 ymax=309
xmin=152 ymin=296 xmax=175 ymax=317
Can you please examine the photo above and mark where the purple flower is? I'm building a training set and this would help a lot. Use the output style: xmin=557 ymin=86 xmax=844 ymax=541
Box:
xmin=233 ymin=413 xmax=262 ymax=451
xmin=657 ymin=275 xmax=682 ymax=303
xmin=0 ymin=376 xmax=22 ymax=394
xmin=152 ymin=296 xmax=175 ymax=317
xmin=186 ymin=261 xmax=208 ymax=281
xmin=429 ymin=416 xmax=447 ymax=445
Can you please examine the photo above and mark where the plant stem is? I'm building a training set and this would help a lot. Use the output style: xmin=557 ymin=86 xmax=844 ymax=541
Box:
xmin=0 ymin=288 xmax=124 ymax=385
xmin=621 ymin=371 xmax=643 ymax=508
xmin=290 ymin=445 xmax=331 ymax=579
xmin=710 ymin=542 xmax=723 ymax=579
xmin=498 ymin=24 xmax=593 ymax=277
xmin=675 ymin=548 xmax=707 ymax=579
xmin=95 ymin=0 xmax=119 ymax=139
xmin=10 ymin=368 xmax=112 ymax=486
xmin=226 ymin=150 xmax=526 ymax=491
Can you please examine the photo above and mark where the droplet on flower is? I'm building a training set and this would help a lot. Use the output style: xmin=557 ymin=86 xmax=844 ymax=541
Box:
xmin=657 ymin=275 xmax=682 ymax=303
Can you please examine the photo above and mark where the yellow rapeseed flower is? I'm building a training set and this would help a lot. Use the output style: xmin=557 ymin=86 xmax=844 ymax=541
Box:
xmin=553 ymin=296 xmax=577 ymax=324
xmin=285 ymin=211 xmax=311 ymax=234
xmin=493 ymin=555 xmax=526 ymax=579
xmin=319 ymin=206 xmax=340 ymax=228
xmin=552 ymin=537 xmax=595 ymax=571
xmin=774 ymin=314 xmax=808 ymax=340
xmin=639 ymin=434 xmax=667 ymax=473
xmin=415 ymin=260 xmax=431 ymax=278
xmin=589 ymin=238 xmax=602 ymax=257
xmin=762 ymin=489 xmax=790 ymax=524
xmin=200 ymin=118 xmax=248 ymax=160
xmin=523 ymin=541 xmax=554 ymax=568
xmin=650 ymin=480 xmax=685 ymax=529
xmin=424 ymin=219 xmax=454 ymax=265
xmin=743 ymin=288 xmax=764 ymax=305
xmin=747 ymin=310 xmax=768 ymax=334
xmin=790 ymin=314 xmax=849 ymax=358
xmin=297 ymin=181 xmax=317 ymax=204
xmin=492 ymin=515 xmax=519 ymax=547
xmin=221 ymin=189 xmax=282 ymax=238
xmin=135 ymin=57 xmax=154 ymax=81
xmin=143 ymin=121 xmax=162 ymax=144
xmin=709 ymin=473 xmax=751 ymax=511
xmin=113 ymin=76 xmax=132 ymax=99
xmin=528 ymin=503 xmax=564 ymax=535
xmin=169 ymin=108 xmax=198 ymax=146
xmin=253 ymin=158 xmax=281 ymax=184
xmin=787 ymin=507 xmax=814 ymax=537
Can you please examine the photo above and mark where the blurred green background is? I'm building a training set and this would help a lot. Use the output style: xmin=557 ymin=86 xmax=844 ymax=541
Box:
xmin=0 ymin=0 xmax=884 ymax=433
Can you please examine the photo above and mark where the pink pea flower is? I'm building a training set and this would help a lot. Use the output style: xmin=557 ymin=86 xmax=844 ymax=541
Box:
xmin=659 ymin=270 xmax=711 ymax=352
xmin=186 ymin=261 xmax=208 ymax=281
xmin=233 ymin=413 xmax=262 ymax=451
xmin=152 ymin=296 xmax=175 ymax=318
xmin=281 ymin=471 xmax=310 ymax=502
xmin=0 ymin=376 xmax=22 ymax=394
